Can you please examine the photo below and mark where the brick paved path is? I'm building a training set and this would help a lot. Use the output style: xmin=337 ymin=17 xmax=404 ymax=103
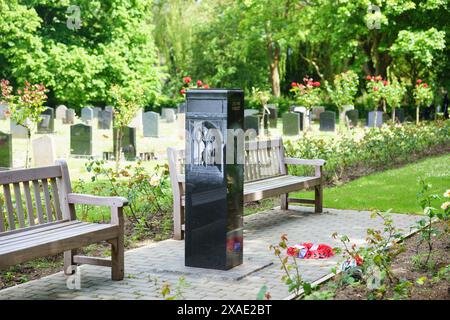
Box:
xmin=0 ymin=206 xmax=420 ymax=300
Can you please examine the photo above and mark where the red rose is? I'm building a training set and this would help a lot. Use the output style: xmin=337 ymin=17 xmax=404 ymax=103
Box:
xmin=314 ymin=81 xmax=321 ymax=87
xmin=183 ymin=76 xmax=191 ymax=84
xmin=376 ymin=76 xmax=382 ymax=81
xmin=291 ymin=82 xmax=297 ymax=87
xmin=373 ymin=86 xmax=379 ymax=91
xmin=423 ymin=83 xmax=428 ymax=88
xmin=417 ymin=79 xmax=422 ymax=84
xmin=196 ymin=80 xmax=203 ymax=87
xmin=180 ymin=88 xmax=186 ymax=95
xmin=366 ymin=75 xmax=372 ymax=80
xmin=383 ymin=80 xmax=388 ymax=86
xmin=287 ymin=246 xmax=299 ymax=257
xmin=355 ymin=254 xmax=363 ymax=266
xmin=203 ymin=84 xmax=210 ymax=89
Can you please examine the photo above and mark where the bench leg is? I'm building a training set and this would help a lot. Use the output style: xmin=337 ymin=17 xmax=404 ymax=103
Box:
xmin=280 ymin=193 xmax=288 ymax=210
xmin=173 ymin=203 xmax=184 ymax=240
xmin=315 ymin=184 xmax=323 ymax=213
xmin=64 ymin=250 xmax=76 ymax=275
xmin=110 ymin=236 xmax=124 ymax=281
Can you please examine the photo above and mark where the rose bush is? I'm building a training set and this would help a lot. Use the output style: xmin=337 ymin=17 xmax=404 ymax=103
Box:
xmin=284 ymin=121 xmax=450 ymax=184
xmin=290 ymin=77 xmax=322 ymax=130
xmin=413 ymin=80 xmax=433 ymax=124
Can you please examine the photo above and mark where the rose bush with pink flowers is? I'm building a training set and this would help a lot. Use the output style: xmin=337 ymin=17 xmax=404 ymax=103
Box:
xmin=290 ymin=77 xmax=322 ymax=130
xmin=179 ymin=76 xmax=209 ymax=96
xmin=413 ymin=79 xmax=433 ymax=124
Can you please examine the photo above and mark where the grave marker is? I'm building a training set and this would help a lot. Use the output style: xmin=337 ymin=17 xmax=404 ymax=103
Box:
xmin=319 ymin=111 xmax=336 ymax=131
xmin=244 ymin=115 xmax=260 ymax=135
xmin=143 ymin=111 xmax=159 ymax=137
xmin=282 ymin=112 xmax=301 ymax=136
xmin=368 ymin=111 xmax=383 ymax=128
xmin=32 ymin=135 xmax=55 ymax=167
xmin=0 ymin=131 xmax=12 ymax=169
xmin=70 ymin=123 xmax=92 ymax=156
xmin=55 ymin=105 xmax=67 ymax=121
xmin=37 ymin=107 xmax=54 ymax=133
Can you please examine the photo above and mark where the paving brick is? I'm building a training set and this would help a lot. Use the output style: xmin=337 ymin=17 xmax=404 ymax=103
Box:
xmin=0 ymin=206 xmax=420 ymax=300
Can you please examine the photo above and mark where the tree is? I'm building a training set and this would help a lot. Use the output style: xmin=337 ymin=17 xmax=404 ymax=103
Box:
xmin=109 ymin=83 xmax=145 ymax=172
xmin=327 ymin=71 xmax=359 ymax=130
xmin=0 ymin=0 xmax=163 ymax=110
xmin=383 ymin=78 xmax=406 ymax=121
xmin=0 ymin=79 xmax=48 ymax=168
xmin=413 ymin=80 xmax=433 ymax=124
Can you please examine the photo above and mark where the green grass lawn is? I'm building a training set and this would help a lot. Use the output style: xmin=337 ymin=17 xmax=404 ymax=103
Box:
xmin=293 ymin=153 xmax=450 ymax=214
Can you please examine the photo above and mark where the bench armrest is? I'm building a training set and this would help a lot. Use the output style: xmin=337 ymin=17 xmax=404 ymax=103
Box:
xmin=67 ymin=193 xmax=129 ymax=207
xmin=284 ymin=158 xmax=326 ymax=166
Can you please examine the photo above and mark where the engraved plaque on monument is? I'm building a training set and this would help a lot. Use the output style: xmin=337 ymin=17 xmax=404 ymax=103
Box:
xmin=185 ymin=89 xmax=244 ymax=270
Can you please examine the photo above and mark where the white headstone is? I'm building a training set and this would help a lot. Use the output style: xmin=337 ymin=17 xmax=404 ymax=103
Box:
xmin=166 ymin=109 xmax=176 ymax=123
xmin=32 ymin=135 xmax=56 ymax=167
xmin=81 ymin=106 xmax=94 ymax=123
xmin=10 ymin=120 xmax=29 ymax=139
xmin=177 ymin=113 xmax=185 ymax=140
xmin=130 ymin=109 xmax=143 ymax=129
xmin=55 ymin=105 xmax=68 ymax=120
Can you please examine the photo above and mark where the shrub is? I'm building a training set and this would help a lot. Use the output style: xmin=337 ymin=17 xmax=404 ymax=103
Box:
xmin=284 ymin=121 xmax=450 ymax=184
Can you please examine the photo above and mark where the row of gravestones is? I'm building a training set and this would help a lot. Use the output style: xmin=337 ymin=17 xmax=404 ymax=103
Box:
xmin=70 ymin=124 xmax=137 ymax=160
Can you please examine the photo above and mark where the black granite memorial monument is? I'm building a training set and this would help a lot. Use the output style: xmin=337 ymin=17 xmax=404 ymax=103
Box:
xmin=184 ymin=89 xmax=244 ymax=270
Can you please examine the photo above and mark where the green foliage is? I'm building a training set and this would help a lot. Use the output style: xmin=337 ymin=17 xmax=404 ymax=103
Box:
xmin=328 ymin=71 xmax=359 ymax=110
xmin=414 ymin=179 xmax=449 ymax=269
xmin=384 ymin=78 xmax=407 ymax=111
xmin=413 ymin=82 xmax=434 ymax=108
xmin=0 ymin=0 xmax=163 ymax=109
xmin=285 ymin=121 xmax=450 ymax=184
xmin=161 ymin=276 xmax=190 ymax=300
xmin=270 ymin=234 xmax=313 ymax=297
xmin=290 ymin=78 xmax=322 ymax=110
xmin=85 ymin=159 xmax=172 ymax=240
xmin=332 ymin=210 xmax=406 ymax=299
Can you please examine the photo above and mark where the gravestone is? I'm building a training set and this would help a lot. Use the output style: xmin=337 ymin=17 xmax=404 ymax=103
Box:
xmin=292 ymin=106 xmax=307 ymax=130
xmin=185 ymin=89 xmax=244 ymax=270
xmin=0 ymin=131 xmax=12 ymax=169
xmin=55 ymin=105 xmax=67 ymax=121
xmin=267 ymin=104 xmax=277 ymax=128
xmin=244 ymin=115 xmax=260 ymax=135
xmin=70 ymin=123 xmax=92 ymax=156
xmin=130 ymin=109 xmax=143 ymax=129
xmin=395 ymin=108 xmax=405 ymax=123
xmin=161 ymin=107 xmax=170 ymax=119
xmin=98 ymin=109 xmax=113 ymax=129
xmin=37 ymin=107 xmax=54 ymax=134
xmin=319 ymin=111 xmax=336 ymax=132
xmin=178 ymin=103 xmax=186 ymax=114
xmin=244 ymin=109 xmax=258 ymax=117
xmin=311 ymin=106 xmax=325 ymax=121
xmin=367 ymin=111 xmax=383 ymax=128
xmin=64 ymin=109 xmax=75 ymax=124
xmin=81 ymin=106 xmax=94 ymax=123
xmin=93 ymin=107 xmax=101 ymax=118
xmin=0 ymin=104 xmax=8 ymax=120
xmin=32 ymin=135 xmax=55 ymax=167
xmin=10 ymin=121 xmax=29 ymax=139
xmin=177 ymin=113 xmax=186 ymax=140
xmin=282 ymin=112 xmax=301 ymax=136
xmin=143 ymin=111 xmax=159 ymax=137
xmin=345 ymin=109 xmax=359 ymax=128
xmin=166 ymin=109 xmax=176 ymax=123
xmin=113 ymin=127 xmax=137 ymax=161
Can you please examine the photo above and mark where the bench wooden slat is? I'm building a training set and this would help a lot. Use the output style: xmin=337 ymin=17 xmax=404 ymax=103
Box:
xmin=0 ymin=222 xmax=107 ymax=250
xmin=50 ymin=178 xmax=63 ymax=220
xmin=32 ymin=180 xmax=45 ymax=224
xmin=0 ymin=225 xmax=119 ymax=268
xmin=0 ymin=221 xmax=88 ymax=246
xmin=0 ymin=165 xmax=62 ymax=185
xmin=0 ymin=220 xmax=76 ymax=240
xmin=23 ymin=181 xmax=35 ymax=227
xmin=41 ymin=179 xmax=53 ymax=223
xmin=13 ymin=183 xmax=25 ymax=228
xmin=3 ymin=184 xmax=15 ymax=231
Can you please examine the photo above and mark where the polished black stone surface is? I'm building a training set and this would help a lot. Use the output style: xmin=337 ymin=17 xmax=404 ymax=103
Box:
xmin=185 ymin=89 xmax=244 ymax=270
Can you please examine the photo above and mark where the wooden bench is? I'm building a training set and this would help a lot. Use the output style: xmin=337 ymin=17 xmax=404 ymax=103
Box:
xmin=167 ymin=138 xmax=325 ymax=240
xmin=0 ymin=160 xmax=128 ymax=281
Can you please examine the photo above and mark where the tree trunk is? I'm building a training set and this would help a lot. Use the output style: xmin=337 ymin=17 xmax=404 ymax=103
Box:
xmin=115 ymin=127 xmax=123 ymax=173
xmin=392 ymin=108 xmax=396 ymax=123
xmin=374 ymin=108 xmax=379 ymax=128
xmin=339 ymin=110 xmax=347 ymax=131
xmin=416 ymin=106 xmax=420 ymax=125
xmin=268 ymin=45 xmax=281 ymax=98
xmin=265 ymin=25 xmax=281 ymax=98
